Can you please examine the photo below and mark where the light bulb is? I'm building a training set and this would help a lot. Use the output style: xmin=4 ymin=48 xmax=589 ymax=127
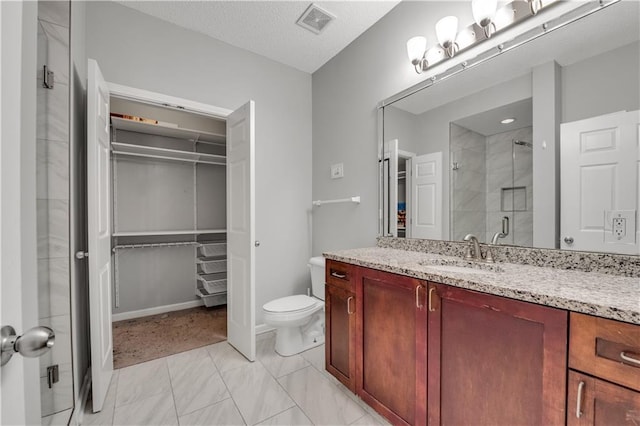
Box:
xmin=435 ymin=16 xmax=458 ymax=49
xmin=406 ymin=36 xmax=427 ymax=64
xmin=472 ymin=0 xmax=498 ymax=28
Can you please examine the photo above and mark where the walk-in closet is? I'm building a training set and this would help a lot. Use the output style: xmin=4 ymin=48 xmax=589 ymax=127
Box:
xmin=108 ymin=97 xmax=229 ymax=367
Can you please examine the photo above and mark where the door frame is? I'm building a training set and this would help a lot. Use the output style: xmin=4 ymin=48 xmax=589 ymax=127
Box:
xmin=100 ymin=82 xmax=254 ymax=352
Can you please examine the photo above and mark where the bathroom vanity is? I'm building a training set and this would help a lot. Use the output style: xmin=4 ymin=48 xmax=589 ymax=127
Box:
xmin=324 ymin=242 xmax=640 ymax=426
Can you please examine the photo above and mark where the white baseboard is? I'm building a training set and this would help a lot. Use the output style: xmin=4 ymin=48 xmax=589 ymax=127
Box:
xmin=112 ymin=299 xmax=205 ymax=322
xmin=69 ymin=368 xmax=91 ymax=426
xmin=255 ymin=323 xmax=275 ymax=335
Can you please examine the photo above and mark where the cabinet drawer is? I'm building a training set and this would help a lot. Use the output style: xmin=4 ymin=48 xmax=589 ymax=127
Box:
xmin=325 ymin=260 xmax=354 ymax=292
xmin=569 ymin=312 xmax=640 ymax=392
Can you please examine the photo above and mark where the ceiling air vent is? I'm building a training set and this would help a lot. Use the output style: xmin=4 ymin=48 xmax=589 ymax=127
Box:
xmin=296 ymin=3 xmax=335 ymax=35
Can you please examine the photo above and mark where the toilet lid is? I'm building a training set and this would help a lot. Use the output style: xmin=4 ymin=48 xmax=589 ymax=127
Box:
xmin=263 ymin=295 xmax=317 ymax=313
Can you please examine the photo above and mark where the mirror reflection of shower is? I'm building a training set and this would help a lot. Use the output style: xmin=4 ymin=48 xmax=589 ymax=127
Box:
xmin=450 ymin=98 xmax=534 ymax=246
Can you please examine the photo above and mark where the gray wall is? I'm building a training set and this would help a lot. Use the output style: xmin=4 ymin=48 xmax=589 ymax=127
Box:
xmin=562 ymin=42 xmax=639 ymax=123
xmin=85 ymin=1 xmax=312 ymax=326
xmin=312 ymin=2 xmax=472 ymax=254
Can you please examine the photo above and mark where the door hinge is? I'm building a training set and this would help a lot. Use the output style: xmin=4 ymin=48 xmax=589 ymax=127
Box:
xmin=47 ymin=364 xmax=59 ymax=388
xmin=42 ymin=65 xmax=54 ymax=89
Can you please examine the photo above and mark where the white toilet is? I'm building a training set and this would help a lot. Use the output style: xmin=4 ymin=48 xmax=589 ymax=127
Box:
xmin=262 ymin=256 xmax=326 ymax=356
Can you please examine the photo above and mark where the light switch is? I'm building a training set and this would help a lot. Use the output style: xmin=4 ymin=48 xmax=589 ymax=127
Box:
xmin=331 ymin=163 xmax=344 ymax=179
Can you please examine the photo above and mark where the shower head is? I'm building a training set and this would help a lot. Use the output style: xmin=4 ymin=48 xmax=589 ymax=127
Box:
xmin=513 ymin=139 xmax=533 ymax=148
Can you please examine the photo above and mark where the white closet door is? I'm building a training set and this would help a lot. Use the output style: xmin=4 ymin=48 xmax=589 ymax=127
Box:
xmin=226 ymin=100 xmax=256 ymax=361
xmin=87 ymin=59 xmax=114 ymax=411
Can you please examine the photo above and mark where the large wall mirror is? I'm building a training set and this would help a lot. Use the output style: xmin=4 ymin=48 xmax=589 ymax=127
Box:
xmin=380 ymin=0 xmax=639 ymax=255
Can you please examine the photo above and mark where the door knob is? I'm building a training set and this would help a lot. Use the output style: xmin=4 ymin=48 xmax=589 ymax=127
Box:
xmin=1 ymin=325 xmax=55 ymax=366
xmin=564 ymin=236 xmax=574 ymax=245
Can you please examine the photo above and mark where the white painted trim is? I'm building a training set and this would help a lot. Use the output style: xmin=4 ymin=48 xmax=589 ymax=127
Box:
xmin=112 ymin=299 xmax=205 ymax=322
xmin=106 ymin=81 xmax=233 ymax=118
xmin=68 ymin=368 xmax=92 ymax=426
xmin=255 ymin=324 xmax=275 ymax=335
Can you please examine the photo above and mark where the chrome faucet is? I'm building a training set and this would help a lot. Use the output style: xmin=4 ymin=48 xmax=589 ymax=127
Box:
xmin=463 ymin=234 xmax=482 ymax=261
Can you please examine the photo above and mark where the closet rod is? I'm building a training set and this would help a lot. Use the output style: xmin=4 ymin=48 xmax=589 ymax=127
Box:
xmin=112 ymin=241 xmax=198 ymax=252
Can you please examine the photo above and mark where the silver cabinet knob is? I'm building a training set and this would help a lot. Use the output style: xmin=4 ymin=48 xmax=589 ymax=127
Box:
xmin=255 ymin=241 xmax=260 ymax=247
xmin=564 ymin=236 xmax=574 ymax=245
xmin=1 ymin=325 xmax=55 ymax=366
xmin=75 ymin=251 xmax=88 ymax=260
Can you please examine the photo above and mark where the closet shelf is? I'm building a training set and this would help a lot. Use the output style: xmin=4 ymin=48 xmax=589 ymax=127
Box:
xmin=112 ymin=142 xmax=226 ymax=165
xmin=111 ymin=116 xmax=225 ymax=144
xmin=113 ymin=229 xmax=226 ymax=237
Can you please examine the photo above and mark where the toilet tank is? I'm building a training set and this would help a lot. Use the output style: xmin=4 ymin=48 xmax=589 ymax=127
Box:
xmin=308 ymin=256 xmax=326 ymax=301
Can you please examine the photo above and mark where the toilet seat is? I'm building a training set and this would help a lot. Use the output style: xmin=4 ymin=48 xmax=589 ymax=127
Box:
xmin=263 ymin=295 xmax=318 ymax=314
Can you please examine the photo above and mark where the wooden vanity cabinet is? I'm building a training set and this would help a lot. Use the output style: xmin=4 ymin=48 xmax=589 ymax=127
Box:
xmin=567 ymin=312 xmax=640 ymax=425
xmin=325 ymin=260 xmax=356 ymax=391
xmin=426 ymin=282 xmax=568 ymax=426
xmin=356 ymin=267 xmax=427 ymax=426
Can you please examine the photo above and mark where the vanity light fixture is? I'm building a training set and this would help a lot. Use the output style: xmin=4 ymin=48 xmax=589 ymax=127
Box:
xmin=501 ymin=117 xmax=516 ymax=124
xmin=407 ymin=36 xmax=429 ymax=73
xmin=472 ymin=0 xmax=498 ymax=38
xmin=407 ymin=0 xmax=558 ymax=74
xmin=436 ymin=16 xmax=459 ymax=58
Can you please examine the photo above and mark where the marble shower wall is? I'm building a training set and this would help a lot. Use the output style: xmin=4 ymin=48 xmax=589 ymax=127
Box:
xmin=36 ymin=1 xmax=73 ymax=422
xmin=485 ymin=127 xmax=533 ymax=246
xmin=450 ymin=123 xmax=487 ymax=242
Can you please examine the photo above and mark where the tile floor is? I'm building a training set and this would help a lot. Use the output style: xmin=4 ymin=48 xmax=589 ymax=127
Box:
xmin=81 ymin=332 xmax=391 ymax=425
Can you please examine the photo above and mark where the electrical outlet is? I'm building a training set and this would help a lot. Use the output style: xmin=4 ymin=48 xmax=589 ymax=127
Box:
xmin=604 ymin=210 xmax=636 ymax=245
xmin=331 ymin=163 xmax=344 ymax=179
xmin=613 ymin=217 xmax=626 ymax=239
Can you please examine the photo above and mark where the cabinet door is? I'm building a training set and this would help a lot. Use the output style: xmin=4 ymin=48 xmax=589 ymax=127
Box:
xmin=325 ymin=284 xmax=356 ymax=391
xmin=357 ymin=268 xmax=427 ymax=426
xmin=427 ymin=283 xmax=567 ymax=426
xmin=568 ymin=370 xmax=640 ymax=425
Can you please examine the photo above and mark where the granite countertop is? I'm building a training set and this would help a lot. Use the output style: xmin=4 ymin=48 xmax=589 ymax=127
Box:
xmin=323 ymin=247 xmax=640 ymax=325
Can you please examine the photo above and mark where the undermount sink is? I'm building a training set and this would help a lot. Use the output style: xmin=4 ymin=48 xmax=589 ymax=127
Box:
xmin=419 ymin=258 xmax=505 ymax=274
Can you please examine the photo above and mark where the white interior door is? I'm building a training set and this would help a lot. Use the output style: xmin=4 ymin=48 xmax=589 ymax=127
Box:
xmin=411 ymin=152 xmax=443 ymax=239
xmin=226 ymin=100 xmax=256 ymax=361
xmin=87 ymin=59 xmax=114 ymax=411
xmin=1 ymin=2 xmax=40 ymax=423
xmin=561 ymin=110 xmax=639 ymax=254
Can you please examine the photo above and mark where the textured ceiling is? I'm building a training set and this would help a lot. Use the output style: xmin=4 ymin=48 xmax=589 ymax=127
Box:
xmin=116 ymin=1 xmax=400 ymax=74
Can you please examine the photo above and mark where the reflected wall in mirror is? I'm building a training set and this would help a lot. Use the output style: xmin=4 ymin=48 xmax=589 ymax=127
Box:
xmin=381 ymin=0 xmax=640 ymax=255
